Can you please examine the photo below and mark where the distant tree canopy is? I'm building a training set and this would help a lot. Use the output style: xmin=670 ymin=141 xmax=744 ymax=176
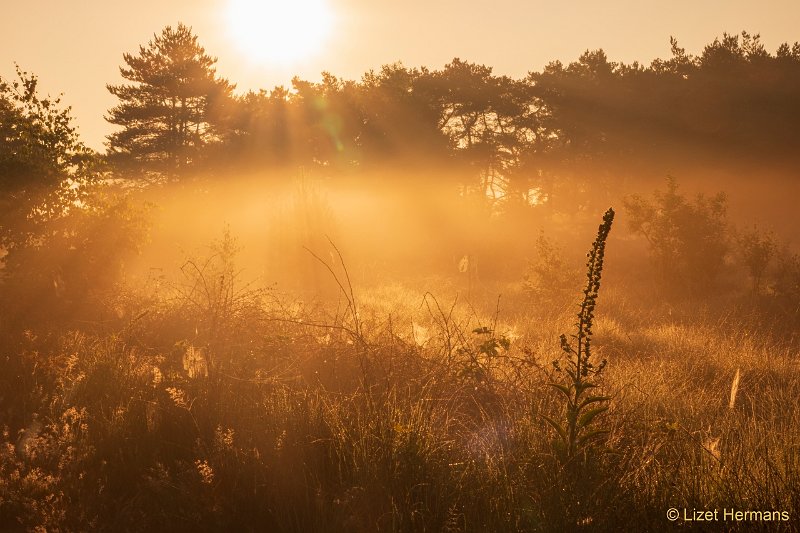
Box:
xmin=530 ymin=33 xmax=800 ymax=172
xmin=222 ymin=31 xmax=800 ymax=203
xmin=104 ymin=30 xmax=800 ymax=205
xmin=221 ymin=60 xmax=550 ymax=201
xmin=106 ymin=23 xmax=234 ymax=179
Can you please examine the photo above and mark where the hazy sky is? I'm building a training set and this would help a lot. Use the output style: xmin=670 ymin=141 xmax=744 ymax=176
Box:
xmin=2 ymin=0 xmax=798 ymax=150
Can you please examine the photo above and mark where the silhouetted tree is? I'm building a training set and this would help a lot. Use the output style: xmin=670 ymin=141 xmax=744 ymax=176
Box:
xmin=1 ymin=66 xmax=95 ymax=187
xmin=0 ymin=67 xmax=148 ymax=330
xmin=223 ymin=87 xmax=294 ymax=167
xmin=106 ymin=24 xmax=234 ymax=179
xmin=521 ymin=32 xmax=800 ymax=213
xmin=356 ymin=63 xmax=450 ymax=167
xmin=427 ymin=59 xmax=531 ymax=197
xmin=222 ymin=64 xmax=453 ymax=174
xmin=624 ymin=177 xmax=729 ymax=292
xmin=0 ymin=65 xmax=97 ymax=253
xmin=160 ymin=31 xmax=800 ymax=206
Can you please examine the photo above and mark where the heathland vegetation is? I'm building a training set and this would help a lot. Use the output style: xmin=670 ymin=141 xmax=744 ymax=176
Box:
xmin=1 ymin=26 xmax=799 ymax=531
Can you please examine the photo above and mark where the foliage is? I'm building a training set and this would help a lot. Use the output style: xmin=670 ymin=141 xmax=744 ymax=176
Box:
xmin=0 ymin=65 xmax=96 ymax=192
xmin=427 ymin=59 xmax=543 ymax=200
xmin=531 ymin=32 xmax=800 ymax=170
xmin=0 ymin=66 xmax=99 ymax=253
xmin=523 ymin=231 xmax=578 ymax=301
xmin=0 ymin=67 xmax=148 ymax=330
xmin=624 ymin=177 xmax=728 ymax=292
xmin=453 ymin=325 xmax=511 ymax=392
xmin=165 ymin=228 xmax=267 ymax=377
xmin=92 ymin=28 xmax=800 ymax=212
xmin=735 ymin=224 xmax=776 ymax=293
xmin=202 ymin=30 xmax=800 ymax=214
xmin=0 ymin=189 xmax=151 ymax=329
xmin=2 ymin=236 xmax=800 ymax=531
xmin=772 ymin=248 xmax=800 ymax=317
xmin=106 ymin=23 xmax=234 ymax=179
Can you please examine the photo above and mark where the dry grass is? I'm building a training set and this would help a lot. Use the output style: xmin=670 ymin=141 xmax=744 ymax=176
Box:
xmin=1 ymin=254 xmax=799 ymax=532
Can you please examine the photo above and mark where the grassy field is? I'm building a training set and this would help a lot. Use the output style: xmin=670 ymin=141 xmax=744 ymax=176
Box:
xmin=1 ymin=211 xmax=798 ymax=533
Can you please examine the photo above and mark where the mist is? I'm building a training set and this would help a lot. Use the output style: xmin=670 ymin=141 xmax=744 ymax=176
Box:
xmin=2 ymin=26 xmax=800 ymax=532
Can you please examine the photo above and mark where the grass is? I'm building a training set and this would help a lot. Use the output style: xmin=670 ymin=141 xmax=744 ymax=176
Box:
xmin=1 ymin=224 xmax=799 ymax=531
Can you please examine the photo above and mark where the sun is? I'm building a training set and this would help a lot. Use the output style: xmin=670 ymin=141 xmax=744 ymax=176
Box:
xmin=226 ymin=0 xmax=334 ymax=66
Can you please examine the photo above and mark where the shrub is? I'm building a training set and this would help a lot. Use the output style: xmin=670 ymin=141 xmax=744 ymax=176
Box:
xmin=0 ymin=187 xmax=151 ymax=330
xmin=772 ymin=247 xmax=800 ymax=318
xmin=522 ymin=231 xmax=579 ymax=302
xmin=624 ymin=176 xmax=728 ymax=293
xmin=734 ymin=224 xmax=776 ymax=294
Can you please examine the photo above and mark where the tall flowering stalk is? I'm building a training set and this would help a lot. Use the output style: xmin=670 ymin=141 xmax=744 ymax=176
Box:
xmin=544 ymin=208 xmax=614 ymax=463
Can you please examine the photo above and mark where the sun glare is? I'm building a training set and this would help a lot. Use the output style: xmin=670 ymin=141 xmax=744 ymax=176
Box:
xmin=226 ymin=0 xmax=334 ymax=66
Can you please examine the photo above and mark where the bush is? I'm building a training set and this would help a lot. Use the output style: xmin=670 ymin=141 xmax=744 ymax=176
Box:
xmin=734 ymin=224 xmax=776 ymax=294
xmin=523 ymin=231 xmax=579 ymax=302
xmin=0 ymin=187 xmax=151 ymax=330
xmin=772 ymin=247 xmax=800 ymax=318
xmin=624 ymin=176 xmax=728 ymax=293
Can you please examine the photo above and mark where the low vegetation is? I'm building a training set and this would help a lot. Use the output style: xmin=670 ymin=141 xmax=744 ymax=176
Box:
xmin=1 ymin=200 xmax=798 ymax=532
xmin=2 ymin=26 xmax=799 ymax=533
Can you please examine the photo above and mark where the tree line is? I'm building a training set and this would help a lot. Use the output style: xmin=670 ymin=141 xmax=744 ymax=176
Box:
xmin=4 ymin=25 xmax=800 ymax=199
xmin=2 ymin=24 xmax=800 ymax=325
xmin=101 ymin=26 xmax=800 ymax=194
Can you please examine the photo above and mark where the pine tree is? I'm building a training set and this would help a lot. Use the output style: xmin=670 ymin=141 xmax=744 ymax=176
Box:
xmin=106 ymin=24 xmax=233 ymax=178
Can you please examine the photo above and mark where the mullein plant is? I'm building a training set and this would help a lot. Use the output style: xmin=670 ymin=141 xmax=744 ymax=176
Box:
xmin=543 ymin=208 xmax=614 ymax=464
